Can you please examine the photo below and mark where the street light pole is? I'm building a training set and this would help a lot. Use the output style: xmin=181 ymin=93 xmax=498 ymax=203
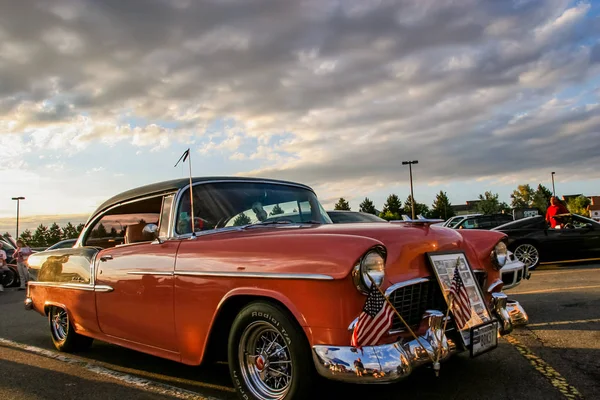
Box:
xmin=402 ymin=160 xmax=419 ymax=220
xmin=551 ymin=172 xmax=556 ymax=197
xmin=11 ymin=196 xmax=25 ymax=240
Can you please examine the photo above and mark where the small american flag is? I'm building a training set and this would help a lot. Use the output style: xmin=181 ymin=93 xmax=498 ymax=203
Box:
xmin=449 ymin=264 xmax=472 ymax=330
xmin=351 ymin=285 xmax=394 ymax=348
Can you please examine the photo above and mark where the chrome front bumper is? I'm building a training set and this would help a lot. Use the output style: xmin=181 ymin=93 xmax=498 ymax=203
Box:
xmin=313 ymin=310 xmax=456 ymax=383
xmin=313 ymin=298 xmax=529 ymax=383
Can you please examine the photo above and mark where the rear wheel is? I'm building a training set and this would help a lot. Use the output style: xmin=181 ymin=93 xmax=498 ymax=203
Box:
xmin=228 ymin=301 xmax=313 ymax=400
xmin=513 ymin=243 xmax=540 ymax=270
xmin=1 ymin=267 xmax=16 ymax=287
xmin=48 ymin=306 xmax=93 ymax=352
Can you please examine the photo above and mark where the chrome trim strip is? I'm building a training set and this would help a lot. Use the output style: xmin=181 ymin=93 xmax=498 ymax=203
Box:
xmin=126 ymin=271 xmax=174 ymax=276
xmin=28 ymin=282 xmax=95 ymax=291
xmin=94 ymin=285 xmax=114 ymax=292
xmin=174 ymin=271 xmax=334 ymax=280
xmin=384 ymin=277 xmax=430 ymax=297
xmin=28 ymin=281 xmax=114 ymax=293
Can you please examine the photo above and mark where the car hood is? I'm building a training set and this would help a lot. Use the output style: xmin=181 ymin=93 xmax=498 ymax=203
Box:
xmin=188 ymin=222 xmax=505 ymax=283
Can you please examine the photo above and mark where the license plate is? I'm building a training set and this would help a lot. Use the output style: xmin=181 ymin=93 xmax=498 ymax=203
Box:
xmin=470 ymin=321 xmax=498 ymax=357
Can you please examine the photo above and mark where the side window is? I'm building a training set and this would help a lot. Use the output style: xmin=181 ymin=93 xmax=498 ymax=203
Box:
xmin=84 ymin=196 xmax=163 ymax=248
xmin=477 ymin=216 xmax=495 ymax=229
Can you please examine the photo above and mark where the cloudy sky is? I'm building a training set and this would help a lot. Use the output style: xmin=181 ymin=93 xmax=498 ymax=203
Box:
xmin=1 ymin=0 xmax=600 ymax=231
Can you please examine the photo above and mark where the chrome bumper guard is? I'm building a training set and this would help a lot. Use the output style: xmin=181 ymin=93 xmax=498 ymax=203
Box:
xmin=312 ymin=310 xmax=457 ymax=383
xmin=24 ymin=297 xmax=33 ymax=310
xmin=313 ymin=297 xmax=529 ymax=383
xmin=491 ymin=293 xmax=529 ymax=335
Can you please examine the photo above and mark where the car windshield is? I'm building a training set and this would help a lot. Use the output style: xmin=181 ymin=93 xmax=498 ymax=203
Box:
xmin=328 ymin=212 xmax=386 ymax=223
xmin=494 ymin=215 xmax=545 ymax=230
xmin=175 ymin=181 xmax=332 ymax=234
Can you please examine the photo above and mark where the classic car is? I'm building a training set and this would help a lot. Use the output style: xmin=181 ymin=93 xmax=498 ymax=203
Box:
xmin=1 ymin=237 xmax=20 ymax=287
xmin=25 ymin=177 xmax=528 ymax=400
xmin=493 ymin=214 xmax=600 ymax=269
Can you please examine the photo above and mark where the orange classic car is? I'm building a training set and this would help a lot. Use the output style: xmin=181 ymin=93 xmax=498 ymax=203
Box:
xmin=25 ymin=177 xmax=528 ymax=400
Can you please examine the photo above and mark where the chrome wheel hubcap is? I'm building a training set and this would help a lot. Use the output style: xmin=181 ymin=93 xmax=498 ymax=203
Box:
xmin=238 ymin=321 xmax=292 ymax=400
xmin=51 ymin=308 xmax=69 ymax=341
xmin=514 ymin=244 xmax=539 ymax=268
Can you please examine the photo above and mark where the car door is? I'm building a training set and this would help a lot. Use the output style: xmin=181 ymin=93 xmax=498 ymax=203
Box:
xmin=93 ymin=194 xmax=181 ymax=352
xmin=572 ymin=216 xmax=600 ymax=259
xmin=542 ymin=226 xmax=588 ymax=262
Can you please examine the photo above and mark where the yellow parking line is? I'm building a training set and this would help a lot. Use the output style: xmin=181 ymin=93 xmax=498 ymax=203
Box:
xmin=512 ymin=285 xmax=600 ymax=295
xmin=527 ymin=318 xmax=600 ymax=328
xmin=535 ymin=268 xmax=600 ymax=276
xmin=505 ymin=335 xmax=583 ymax=399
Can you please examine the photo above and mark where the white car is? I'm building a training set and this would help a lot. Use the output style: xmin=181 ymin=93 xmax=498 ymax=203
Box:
xmin=500 ymin=250 xmax=529 ymax=290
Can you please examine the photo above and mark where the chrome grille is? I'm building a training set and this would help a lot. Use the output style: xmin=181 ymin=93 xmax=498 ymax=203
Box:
xmin=388 ymin=271 xmax=487 ymax=332
xmin=388 ymin=280 xmax=446 ymax=332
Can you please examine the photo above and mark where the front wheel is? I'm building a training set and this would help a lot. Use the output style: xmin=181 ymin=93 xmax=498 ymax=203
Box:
xmin=228 ymin=302 xmax=313 ymax=400
xmin=513 ymin=243 xmax=540 ymax=270
xmin=48 ymin=306 xmax=94 ymax=352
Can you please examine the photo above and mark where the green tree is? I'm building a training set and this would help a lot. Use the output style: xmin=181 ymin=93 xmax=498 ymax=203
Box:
xmin=430 ymin=191 xmax=455 ymax=220
xmin=403 ymin=195 xmax=430 ymax=217
xmin=110 ymin=227 xmax=118 ymax=237
xmin=532 ymin=184 xmax=553 ymax=214
xmin=18 ymin=229 xmax=33 ymax=245
xmin=270 ymin=204 xmax=284 ymax=216
xmin=567 ymin=195 xmax=591 ymax=216
xmin=47 ymin=222 xmax=63 ymax=245
xmin=93 ymin=223 xmax=108 ymax=238
xmin=359 ymin=198 xmax=377 ymax=215
xmin=233 ymin=213 xmax=252 ymax=226
xmin=510 ymin=184 xmax=534 ymax=208
xmin=32 ymin=224 xmax=50 ymax=247
xmin=334 ymin=198 xmax=351 ymax=211
xmin=379 ymin=194 xmax=403 ymax=220
xmin=76 ymin=223 xmax=85 ymax=236
xmin=477 ymin=191 xmax=502 ymax=215
xmin=62 ymin=222 xmax=79 ymax=239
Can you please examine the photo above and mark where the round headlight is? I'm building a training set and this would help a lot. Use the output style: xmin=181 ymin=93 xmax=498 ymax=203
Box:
xmin=353 ymin=250 xmax=386 ymax=294
xmin=491 ymin=241 xmax=508 ymax=270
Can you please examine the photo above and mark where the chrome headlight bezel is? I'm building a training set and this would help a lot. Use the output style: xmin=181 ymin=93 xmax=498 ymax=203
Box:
xmin=491 ymin=241 xmax=508 ymax=270
xmin=352 ymin=247 xmax=386 ymax=295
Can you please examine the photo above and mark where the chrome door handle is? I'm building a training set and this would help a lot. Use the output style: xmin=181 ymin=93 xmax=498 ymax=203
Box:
xmin=100 ymin=255 xmax=113 ymax=262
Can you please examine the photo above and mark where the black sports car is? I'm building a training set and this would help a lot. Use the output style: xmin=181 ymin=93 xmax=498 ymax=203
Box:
xmin=492 ymin=214 xmax=600 ymax=268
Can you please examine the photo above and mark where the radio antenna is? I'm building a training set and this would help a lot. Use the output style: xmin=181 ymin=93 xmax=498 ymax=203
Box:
xmin=174 ymin=148 xmax=196 ymax=238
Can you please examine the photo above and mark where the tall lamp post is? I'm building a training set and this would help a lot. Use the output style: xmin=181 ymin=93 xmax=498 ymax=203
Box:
xmin=11 ymin=196 xmax=25 ymax=240
xmin=402 ymin=160 xmax=418 ymax=220
xmin=551 ymin=172 xmax=556 ymax=197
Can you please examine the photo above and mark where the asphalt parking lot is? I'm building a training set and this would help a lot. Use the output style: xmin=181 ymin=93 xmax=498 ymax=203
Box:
xmin=1 ymin=263 xmax=599 ymax=400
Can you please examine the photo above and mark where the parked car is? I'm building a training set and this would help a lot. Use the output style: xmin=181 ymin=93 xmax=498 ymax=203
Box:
xmin=1 ymin=238 xmax=20 ymax=287
xmin=327 ymin=210 xmax=387 ymax=223
xmin=453 ymin=214 xmax=514 ymax=230
xmin=492 ymin=214 xmax=600 ymax=269
xmin=46 ymin=239 xmax=77 ymax=251
xmin=25 ymin=177 xmax=528 ymax=400
xmin=442 ymin=214 xmax=481 ymax=228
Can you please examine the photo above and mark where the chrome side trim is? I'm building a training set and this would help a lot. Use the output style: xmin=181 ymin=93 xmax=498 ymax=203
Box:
xmin=28 ymin=281 xmax=114 ymax=293
xmin=384 ymin=277 xmax=430 ymax=297
xmin=28 ymin=282 xmax=95 ymax=291
xmin=174 ymin=271 xmax=334 ymax=280
xmin=126 ymin=271 xmax=174 ymax=276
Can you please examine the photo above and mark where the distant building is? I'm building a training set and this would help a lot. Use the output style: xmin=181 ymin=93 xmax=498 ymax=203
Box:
xmin=588 ymin=196 xmax=600 ymax=222
xmin=451 ymin=200 xmax=481 ymax=216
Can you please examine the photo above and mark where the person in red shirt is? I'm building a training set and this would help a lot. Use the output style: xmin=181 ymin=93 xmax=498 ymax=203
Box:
xmin=545 ymin=197 xmax=570 ymax=228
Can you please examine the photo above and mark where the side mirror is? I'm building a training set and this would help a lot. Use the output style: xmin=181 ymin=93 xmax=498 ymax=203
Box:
xmin=143 ymin=224 xmax=163 ymax=244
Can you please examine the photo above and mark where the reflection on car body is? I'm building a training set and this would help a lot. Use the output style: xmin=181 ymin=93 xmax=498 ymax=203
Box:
xmin=25 ymin=177 xmax=529 ymax=400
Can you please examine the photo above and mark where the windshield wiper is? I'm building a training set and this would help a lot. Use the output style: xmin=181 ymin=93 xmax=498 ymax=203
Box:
xmin=244 ymin=220 xmax=322 ymax=228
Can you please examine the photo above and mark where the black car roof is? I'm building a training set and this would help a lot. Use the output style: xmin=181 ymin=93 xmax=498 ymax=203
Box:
xmin=88 ymin=176 xmax=313 ymax=225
